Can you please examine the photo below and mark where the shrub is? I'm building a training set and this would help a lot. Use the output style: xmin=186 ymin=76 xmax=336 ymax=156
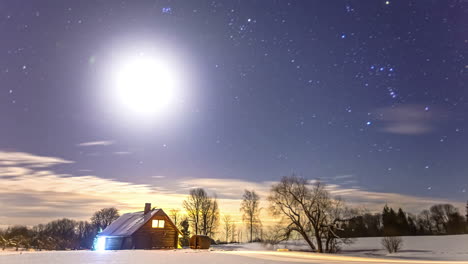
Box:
xmin=262 ymin=224 xmax=289 ymax=248
xmin=381 ymin=236 xmax=403 ymax=253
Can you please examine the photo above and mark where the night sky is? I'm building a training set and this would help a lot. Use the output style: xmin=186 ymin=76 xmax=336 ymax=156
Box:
xmin=1 ymin=1 xmax=467 ymax=225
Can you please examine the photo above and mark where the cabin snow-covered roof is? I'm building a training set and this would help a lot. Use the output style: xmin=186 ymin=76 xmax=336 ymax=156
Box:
xmin=99 ymin=209 xmax=160 ymax=237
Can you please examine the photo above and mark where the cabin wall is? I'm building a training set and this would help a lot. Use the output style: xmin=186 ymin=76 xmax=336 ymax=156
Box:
xmin=105 ymin=237 xmax=123 ymax=250
xmin=122 ymin=237 xmax=133 ymax=249
xmin=132 ymin=212 xmax=178 ymax=249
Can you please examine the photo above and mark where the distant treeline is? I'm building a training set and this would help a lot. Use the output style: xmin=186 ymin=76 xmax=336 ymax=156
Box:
xmin=0 ymin=208 xmax=119 ymax=251
xmin=339 ymin=203 xmax=467 ymax=238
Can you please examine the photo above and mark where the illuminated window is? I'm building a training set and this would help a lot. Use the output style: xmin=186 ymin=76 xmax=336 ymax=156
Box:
xmin=152 ymin=219 xmax=165 ymax=228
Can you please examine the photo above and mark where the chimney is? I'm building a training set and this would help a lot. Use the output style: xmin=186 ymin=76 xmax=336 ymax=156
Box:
xmin=144 ymin=203 xmax=151 ymax=214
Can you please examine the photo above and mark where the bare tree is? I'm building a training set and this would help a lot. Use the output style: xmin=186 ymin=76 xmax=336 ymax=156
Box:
xmin=268 ymin=176 xmax=317 ymax=251
xmin=222 ymin=215 xmax=233 ymax=243
xmin=0 ymin=235 xmax=8 ymax=251
xmin=76 ymin=221 xmax=96 ymax=249
xmin=262 ymin=223 xmax=289 ymax=247
xmin=231 ymin=223 xmax=237 ymax=243
xmin=169 ymin=209 xmax=181 ymax=226
xmin=183 ymin=188 xmax=219 ymax=236
xmin=202 ymin=196 xmax=219 ymax=237
xmin=268 ymin=175 xmax=350 ymax=253
xmin=322 ymin=197 xmax=355 ymax=253
xmin=430 ymin=204 xmax=458 ymax=234
xmin=382 ymin=236 xmax=403 ymax=253
xmin=241 ymin=190 xmax=261 ymax=242
xmin=44 ymin=218 xmax=79 ymax=250
xmin=417 ymin=209 xmax=433 ymax=234
xmin=466 ymin=201 xmax=468 ymax=232
xmin=91 ymin=208 xmax=119 ymax=231
xmin=183 ymin=188 xmax=204 ymax=235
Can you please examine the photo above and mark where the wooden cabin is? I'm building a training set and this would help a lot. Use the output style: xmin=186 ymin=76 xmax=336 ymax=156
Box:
xmin=98 ymin=203 xmax=181 ymax=250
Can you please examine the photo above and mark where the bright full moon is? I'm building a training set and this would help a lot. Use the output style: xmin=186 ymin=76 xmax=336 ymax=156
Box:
xmin=114 ymin=55 xmax=177 ymax=116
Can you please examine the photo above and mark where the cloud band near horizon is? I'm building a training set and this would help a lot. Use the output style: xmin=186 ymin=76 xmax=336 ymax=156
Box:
xmin=0 ymin=150 xmax=463 ymax=228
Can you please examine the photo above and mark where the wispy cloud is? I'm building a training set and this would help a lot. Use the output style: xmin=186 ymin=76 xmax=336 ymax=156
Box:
xmin=333 ymin=175 xmax=354 ymax=180
xmin=113 ymin=151 xmax=132 ymax=155
xmin=178 ymin=178 xmax=272 ymax=199
xmin=0 ymin=151 xmax=73 ymax=168
xmin=76 ymin=140 xmax=114 ymax=147
xmin=0 ymin=151 xmax=183 ymax=226
xmin=375 ymin=104 xmax=446 ymax=135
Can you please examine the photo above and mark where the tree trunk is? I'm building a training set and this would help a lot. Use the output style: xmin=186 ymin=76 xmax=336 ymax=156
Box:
xmin=314 ymin=226 xmax=323 ymax=253
xmin=296 ymin=229 xmax=316 ymax=251
xmin=250 ymin=219 xmax=253 ymax=242
xmin=325 ymin=235 xmax=331 ymax=253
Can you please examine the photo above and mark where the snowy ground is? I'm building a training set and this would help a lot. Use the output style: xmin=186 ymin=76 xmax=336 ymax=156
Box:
xmin=215 ymin=234 xmax=468 ymax=261
xmin=1 ymin=235 xmax=467 ymax=263
xmin=341 ymin=235 xmax=468 ymax=260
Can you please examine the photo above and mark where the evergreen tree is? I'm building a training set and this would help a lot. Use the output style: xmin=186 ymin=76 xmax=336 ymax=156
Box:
xmin=407 ymin=216 xmax=418 ymax=235
xmin=382 ymin=205 xmax=390 ymax=234
xmin=446 ymin=212 xmax=465 ymax=234
xmin=179 ymin=218 xmax=190 ymax=247
xmin=396 ymin=208 xmax=409 ymax=236
xmin=363 ymin=213 xmax=382 ymax=237
xmin=345 ymin=216 xmax=367 ymax=237
xmin=382 ymin=205 xmax=399 ymax=236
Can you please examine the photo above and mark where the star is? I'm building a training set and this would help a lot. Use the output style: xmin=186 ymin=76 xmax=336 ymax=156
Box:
xmin=162 ymin=7 xmax=172 ymax=14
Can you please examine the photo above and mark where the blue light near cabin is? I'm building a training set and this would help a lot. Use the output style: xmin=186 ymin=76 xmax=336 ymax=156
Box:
xmin=95 ymin=236 xmax=107 ymax=251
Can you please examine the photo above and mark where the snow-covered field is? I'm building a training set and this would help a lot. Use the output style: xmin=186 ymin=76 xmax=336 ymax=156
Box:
xmin=218 ymin=234 xmax=468 ymax=261
xmin=1 ymin=235 xmax=467 ymax=263
xmin=341 ymin=235 xmax=468 ymax=260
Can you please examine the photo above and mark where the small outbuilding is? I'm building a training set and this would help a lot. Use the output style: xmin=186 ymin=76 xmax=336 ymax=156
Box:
xmin=98 ymin=203 xmax=181 ymax=250
xmin=189 ymin=235 xmax=211 ymax=249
